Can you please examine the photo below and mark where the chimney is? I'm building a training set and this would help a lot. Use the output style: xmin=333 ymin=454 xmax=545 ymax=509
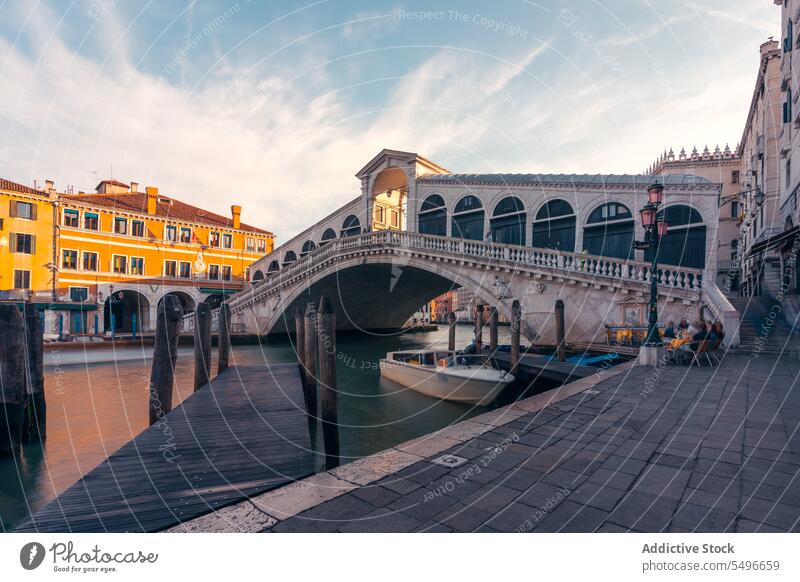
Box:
xmin=45 ymin=179 xmax=55 ymax=195
xmin=146 ymin=186 xmax=158 ymax=215
xmin=130 ymin=181 xmax=138 ymax=193
xmin=231 ymin=205 xmax=241 ymax=229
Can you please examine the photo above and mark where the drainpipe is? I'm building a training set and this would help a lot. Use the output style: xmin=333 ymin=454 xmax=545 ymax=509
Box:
xmin=52 ymin=201 xmax=59 ymax=302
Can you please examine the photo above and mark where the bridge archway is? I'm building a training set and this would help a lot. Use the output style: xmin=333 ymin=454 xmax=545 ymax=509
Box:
xmin=491 ymin=196 xmax=526 ymax=245
xmin=418 ymin=194 xmax=447 ymax=236
xmin=583 ymin=202 xmax=634 ymax=259
xmin=259 ymin=256 xmax=505 ymax=336
xmin=267 ymin=260 xmax=280 ymax=275
xmin=320 ymin=228 xmax=337 ymax=245
xmin=372 ymin=167 xmax=408 ymax=231
xmin=300 ymin=240 xmax=316 ymax=256
xmin=341 ymin=215 xmax=361 ymax=238
xmin=283 ymin=250 xmax=297 ymax=266
xmin=451 ymin=195 xmax=484 ymax=241
xmin=252 ymin=269 xmax=264 ymax=282
xmin=646 ymin=204 xmax=706 ymax=269
xmin=104 ymin=289 xmax=150 ymax=333
xmin=532 ymin=199 xmax=576 ymax=252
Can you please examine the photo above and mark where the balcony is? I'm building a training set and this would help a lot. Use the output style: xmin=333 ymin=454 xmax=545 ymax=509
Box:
xmin=717 ymin=259 xmax=740 ymax=272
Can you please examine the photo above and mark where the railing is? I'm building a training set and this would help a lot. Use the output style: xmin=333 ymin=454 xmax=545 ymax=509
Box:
xmin=702 ymin=281 xmax=740 ymax=347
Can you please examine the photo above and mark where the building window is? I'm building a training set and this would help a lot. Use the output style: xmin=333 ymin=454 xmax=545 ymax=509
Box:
xmin=70 ymin=287 xmax=89 ymax=302
xmin=787 ymin=158 xmax=792 ymax=189
xmin=62 ymin=249 xmax=78 ymax=269
xmin=11 ymin=233 xmax=35 ymax=254
xmin=730 ymin=201 xmax=739 ymax=218
xmin=179 ymin=261 xmax=191 ymax=278
xmin=84 ymin=212 xmax=99 ymax=230
xmin=165 ymin=225 xmax=177 ymax=241
xmin=785 ymin=19 xmax=794 ymax=52
xmin=246 ymin=237 xmax=255 ymax=252
xmin=82 ymin=251 xmax=98 ymax=271
xmin=221 ymin=265 xmax=232 ymax=281
xmin=390 ymin=210 xmax=399 ymax=228
xmin=222 ymin=233 xmax=232 ymax=248
xmin=164 ymin=260 xmax=177 ymax=277
xmin=64 ymin=209 xmax=79 ymax=227
xmin=209 ymin=232 xmax=220 ymax=247
xmin=10 ymin=200 xmax=36 ymax=220
xmin=208 ymin=264 xmax=220 ymax=280
xmin=374 ymin=205 xmax=385 ymax=224
xmin=13 ymin=269 xmax=31 ymax=290
xmin=112 ymin=255 xmax=127 ymax=274
xmin=257 ymin=238 xmax=266 ymax=253
xmin=114 ymin=217 xmax=128 ymax=235
xmin=180 ymin=227 xmax=192 ymax=243
xmin=731 ymin=170 xmax=739 ymax=184
xmin=731 ymin=240 xmax=739 ymax=261
xmin=130 ymin=257 xmax=144 ymax=275
xmin=131 ymin=220 xmax=145 ymax=237
xmin=784 ymin=88 xmax=793 ymax=123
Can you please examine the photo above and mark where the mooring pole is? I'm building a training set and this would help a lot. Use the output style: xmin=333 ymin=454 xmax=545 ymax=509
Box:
xmin=489 ymin=306 xmax=499 ymax=354
xmin=217 ymin=303 xmax=232 ymax=374
xmin=193 ymin=302 xmax=212 ymax=391
xmin=23 ymin=304 xmax=45 ymax=442
xmin=555 ymin=299 xmax=566 ymax=362
xmin=510 ymin=299 xmax=521 ymax=376
xmin=448 ymin=311 xmax=456 ymax=351
xmin=0 ymin=305 xmax=26 ymax=457
xmin=475 ymin=304 xmax=484 ymax=353
xmin=303 ymin=302 xmax=319 ymax=419
xmin=318 ymin=296 xmax=340 ymax=470
xmin=149 ymin=295 xmax=183 ymax=425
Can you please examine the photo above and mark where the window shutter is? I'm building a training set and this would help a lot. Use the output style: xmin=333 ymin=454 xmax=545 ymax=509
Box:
xmin=31 ymin=204 xmax=37 ymax=220
xmin=9 ymin=201 xmax=16 ymax=217
xmin=9 ymin=232 xmax=16 ymax=251
xmin=31 ymin=235 xmax=36 ymax=254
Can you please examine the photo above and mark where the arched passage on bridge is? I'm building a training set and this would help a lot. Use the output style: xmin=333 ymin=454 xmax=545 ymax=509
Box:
xmin=532 ymin=199 xmax=575 ymax=252
xmin=583 ymin=202 xmax=634 ymax=259
xmin=646 ymin=204 xmax=706 ymax=269
xmin=491 ymin=196 xmax=526 ymax=245
xmin=320 ymin=228 xmax=337 ymax=245
xmin=372 ymin=167 xmax=408 ymax=231
xmin=418 ymin=194 xmax=447 ymax=236
xmin=451 ymin=195 xmax=484 ymax=241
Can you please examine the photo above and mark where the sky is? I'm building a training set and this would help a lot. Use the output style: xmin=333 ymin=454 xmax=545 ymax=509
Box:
xmin=0 ymin=0 xmax=778 ymax=241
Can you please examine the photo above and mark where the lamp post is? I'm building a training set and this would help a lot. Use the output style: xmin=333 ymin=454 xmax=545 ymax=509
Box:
xmin=634 ymin=183 xmax=669 ymax=347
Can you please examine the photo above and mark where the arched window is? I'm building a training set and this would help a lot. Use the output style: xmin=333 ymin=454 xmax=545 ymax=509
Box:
xmin=267 ymin=260 xmax=280 ymax=274
xmin=282 ymin=250 xmax=297 ymax=266
xmin=300 ymin=240 xmax=316 ymax=256
xmin=320 ymin=228 xmax=337 ymax=245
xmin=341 ymin=215 xmax=361 ymax=238
xmin=532 ymin=199 xmax=575 ymax=252
xmin=418 ymin=194 xmax=447 ymax=236
xmin=252 ymin=270 xmax=264 ymax=282
xmin=451 ymin=195 xmax=484 ymax=241
xmin=490 ymin=196 xmax=526 ymax=245
xmin=583 ymin=202 xmax=634 ymax=259
xmin=645 ymin=205 xmax=706 ymax=269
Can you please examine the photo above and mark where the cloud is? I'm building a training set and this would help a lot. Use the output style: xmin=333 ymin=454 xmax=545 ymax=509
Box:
xmin=600 ymin=14 xmax=690 ymax=48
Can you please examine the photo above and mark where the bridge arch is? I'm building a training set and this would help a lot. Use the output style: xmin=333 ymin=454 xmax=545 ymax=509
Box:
xmin=255 ymin=254 xmax=509 ymax=337
xmin=490 ymin=195 xmax=526 ymax=245
xmin=300 ymin=240 xmax=316 ymax=256
xmin=532 ymin=199 xmax=576 ymax=252
xmin=341 ymin=215 xmax=361 ymax=238
xmin=267 ymin=260 xmax=280 ymax=275
xmin=282 ymin=250 xmax=297 ymax=266
xmin=451 ymin=194 xmax=484 ymax=240
xmin=320 ymin=228 xmax=337 ymax=245
xmin=252 ymin=269 xmax=264 ymax=282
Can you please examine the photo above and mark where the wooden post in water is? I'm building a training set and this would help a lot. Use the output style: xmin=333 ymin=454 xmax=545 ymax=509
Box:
xmin=475 ymin=304 xmax=484 ymax=352
xmin=448 ymin=311 xmax=456 ymax=351
xmin=0 ymin=305 xmax=25 ymax=457
xmin=193 ymin=302 xmax=212 ymax=391
xmin=317 ymin=296 xmax=340 ymax=470
xmin=149 ymin=295 xmax=183 ymax=425
xmin=303 ymin=302 xmax=318 ymax=419
xmin=217 ymin=303 xmax=232 ymax=374
xmin=510 ymin=299 xmax=521 ymax=376
xmin=489 ymin=306 xmax=499 ymax=354
xmin=555 ymin=299 xmax=566 ymax=362
xmin=23 ymin=304 xmax=45 ymax=442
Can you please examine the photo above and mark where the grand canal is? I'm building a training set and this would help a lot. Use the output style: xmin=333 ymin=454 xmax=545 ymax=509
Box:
xmin=0 ymin=325 xmax=514 ymax=531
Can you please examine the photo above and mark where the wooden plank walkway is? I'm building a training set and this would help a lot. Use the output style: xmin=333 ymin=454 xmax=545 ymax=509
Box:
xmin=494 ymin=352 xmax=598 ymax=382
xmin=15 ymin=364 xmax=314 ymax=533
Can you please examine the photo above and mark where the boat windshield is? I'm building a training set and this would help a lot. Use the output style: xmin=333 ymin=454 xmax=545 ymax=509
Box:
xmin=446 ymin=355 xmax=498 ymax=369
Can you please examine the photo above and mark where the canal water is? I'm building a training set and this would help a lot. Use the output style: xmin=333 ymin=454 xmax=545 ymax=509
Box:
xmin=0 ymin=325 xmax=518 ymax=531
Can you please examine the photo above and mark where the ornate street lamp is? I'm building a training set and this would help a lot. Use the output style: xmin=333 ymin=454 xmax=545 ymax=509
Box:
xmin=634 ymin=183 xmax=668 ymax=346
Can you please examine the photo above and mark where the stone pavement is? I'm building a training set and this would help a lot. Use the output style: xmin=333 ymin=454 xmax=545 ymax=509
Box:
xmin=169 ymin=353 xmax=800 ymax=533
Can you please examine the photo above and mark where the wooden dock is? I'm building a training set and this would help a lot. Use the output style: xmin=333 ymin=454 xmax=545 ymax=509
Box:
xmin=494 ymin=352 xmax=598 ymax=383
xmin=15 ymin=364 xmax=314 ymax=533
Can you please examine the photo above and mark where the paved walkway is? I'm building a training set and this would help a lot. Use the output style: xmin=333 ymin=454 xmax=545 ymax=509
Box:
xmin=169 ymin=353 xmax=800 ymax=533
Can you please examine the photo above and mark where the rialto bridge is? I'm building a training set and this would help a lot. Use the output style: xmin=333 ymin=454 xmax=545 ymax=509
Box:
xmin=186 ymin=150 xmax=740 ymax=346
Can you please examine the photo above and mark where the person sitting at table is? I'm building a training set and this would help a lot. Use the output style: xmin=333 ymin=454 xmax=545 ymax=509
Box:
xmin=686 ymin=320 xmax=699 ymax=337
xmin=663 ymin=321 xmax=676 ymax=339
xmin=678 ymin=319 xmax=689 ymax=331
xmin=679 ymin=321 xmax=708 ymax=357
xmin=708 ymin=321 xmax=725 ymax=342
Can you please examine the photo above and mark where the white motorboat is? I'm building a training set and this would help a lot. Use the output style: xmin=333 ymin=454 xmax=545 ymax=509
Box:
xmin=379 ymin=350 xmax=514 ymax=406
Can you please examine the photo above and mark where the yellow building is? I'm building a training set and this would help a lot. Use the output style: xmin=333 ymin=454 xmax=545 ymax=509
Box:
xmin=0 ymin=178 xmax=57 ymax=302
xmin=0 ymin=176 xmax=273 ymax=337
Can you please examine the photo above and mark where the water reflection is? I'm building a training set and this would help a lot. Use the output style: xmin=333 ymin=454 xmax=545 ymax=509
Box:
xmin=0 ymin=325 xmax=511 ymax=530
